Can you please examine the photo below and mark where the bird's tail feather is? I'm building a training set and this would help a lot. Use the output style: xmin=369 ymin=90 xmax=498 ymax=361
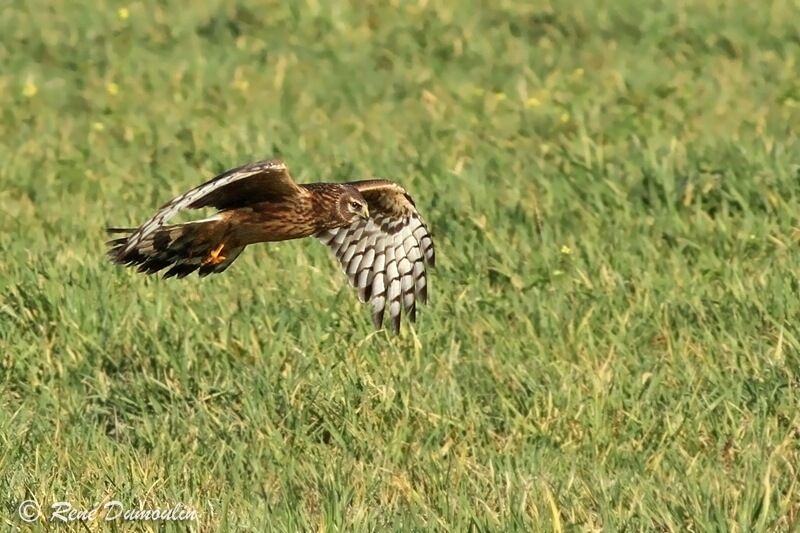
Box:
xmin=106 ymin=220 xmax=244 ymax=278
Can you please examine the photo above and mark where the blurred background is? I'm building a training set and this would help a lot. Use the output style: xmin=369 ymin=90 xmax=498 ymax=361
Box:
xmin=1 ymin=0 xmax=799 ymax=530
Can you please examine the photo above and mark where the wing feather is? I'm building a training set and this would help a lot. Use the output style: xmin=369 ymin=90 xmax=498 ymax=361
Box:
xmin=317 ymin=180 xmax=434 ymax=334
xmin=119 ymin=159 xmax=304 ymax=257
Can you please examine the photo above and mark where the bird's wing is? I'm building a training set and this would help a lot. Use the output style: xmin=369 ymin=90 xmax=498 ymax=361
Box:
xmin=316 ymin=179 xmax=435 ymax=334
xmin=115 ymin=159 xmax=305 ymax=257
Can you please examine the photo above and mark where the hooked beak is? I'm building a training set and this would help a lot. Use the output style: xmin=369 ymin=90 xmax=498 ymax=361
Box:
xmin=359 ymin=204 xmax=370 ymax=220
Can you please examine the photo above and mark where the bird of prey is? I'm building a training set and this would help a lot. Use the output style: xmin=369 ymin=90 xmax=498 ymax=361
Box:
xmin=106 ymin=159 xmax=435 ymax=333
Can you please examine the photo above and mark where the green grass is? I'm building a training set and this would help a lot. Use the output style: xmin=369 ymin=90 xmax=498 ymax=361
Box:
xmin=2 ymin=0 xmax=800 ymax=530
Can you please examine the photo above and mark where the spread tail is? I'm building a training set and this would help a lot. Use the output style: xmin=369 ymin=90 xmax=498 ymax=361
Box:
xmin=106 ymin=221 xmax=245 ymax=278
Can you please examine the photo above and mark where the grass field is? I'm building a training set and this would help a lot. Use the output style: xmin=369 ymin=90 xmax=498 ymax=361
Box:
xmin=2 ymin=0 xmax=800 ymax=530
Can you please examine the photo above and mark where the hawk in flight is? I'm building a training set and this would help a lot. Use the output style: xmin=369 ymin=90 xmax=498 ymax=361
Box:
xmin=106 ymin=159 xmax=435 ymax=333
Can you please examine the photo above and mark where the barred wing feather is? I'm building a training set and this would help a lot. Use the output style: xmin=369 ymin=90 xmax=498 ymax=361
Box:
xmin=317 ymin=180 xmax=435 ymax=333
xmin=117 ymin=159 xmax=303 ymax=258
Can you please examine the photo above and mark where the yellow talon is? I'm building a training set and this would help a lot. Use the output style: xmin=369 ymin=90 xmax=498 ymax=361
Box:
xmin=202 ymin=243 xmax=226 ymax=266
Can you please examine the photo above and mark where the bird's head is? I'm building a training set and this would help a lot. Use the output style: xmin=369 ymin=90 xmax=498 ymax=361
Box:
xmin=337 ymin=187 xmax=370 ymax=224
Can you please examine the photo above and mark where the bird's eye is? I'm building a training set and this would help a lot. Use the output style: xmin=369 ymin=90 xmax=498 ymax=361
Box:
xmin=350 ymin=201 xmax=361 ymax=210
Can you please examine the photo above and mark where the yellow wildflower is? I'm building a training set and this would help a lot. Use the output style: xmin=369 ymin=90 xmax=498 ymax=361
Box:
xmin=23 ymin=80 xmax=38 ymax=98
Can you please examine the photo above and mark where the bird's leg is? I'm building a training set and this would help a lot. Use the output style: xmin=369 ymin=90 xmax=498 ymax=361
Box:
xmin=202 ymin=243 xmax=227 ymax=266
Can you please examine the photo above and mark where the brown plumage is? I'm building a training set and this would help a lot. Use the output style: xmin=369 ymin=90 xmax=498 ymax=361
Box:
xmin=106 ymin=159 xmax=435 ymax=333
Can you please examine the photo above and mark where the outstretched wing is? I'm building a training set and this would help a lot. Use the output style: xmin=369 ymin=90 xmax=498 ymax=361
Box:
xmin=114 ymin=159 xmax=305 ymax=258
xmin=317 ymin=180 xmax=435 ymax=334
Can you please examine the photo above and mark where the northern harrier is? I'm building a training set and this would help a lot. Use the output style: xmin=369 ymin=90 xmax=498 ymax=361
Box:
xmin=106 ymin=159 xmax=435 ymax=333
